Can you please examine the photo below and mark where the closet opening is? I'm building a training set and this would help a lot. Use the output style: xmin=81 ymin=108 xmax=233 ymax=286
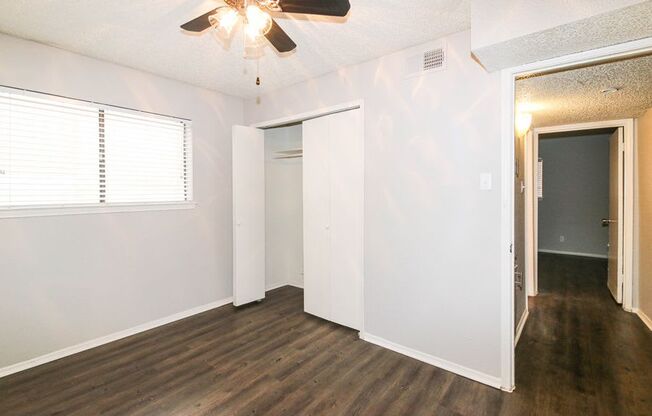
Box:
xmin=264 ymin=123 xmax=304 ymax=292
xmin=232 ymin=101 xmax=364 ymax=333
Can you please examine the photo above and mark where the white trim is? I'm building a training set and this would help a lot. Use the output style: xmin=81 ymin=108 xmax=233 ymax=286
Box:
xmin=265 ymin=281 xmax=290 ymax=291
xmin=525 ymin=131 xmax=536 ymax=297
xmin=252 ymin=100 xmax=365 ymax=336
xmin=250 ymin=100 xmax=363 ymax=129
xmin=0 ymin=201 xmax=197 ymax=219
xmin=533 ymin=136 xmax=539 ymax=295
xmin=0 ymin=296 xmax=232 ymax=379
xmin=360 ymin=333 xmax=503 ymax=390
xmin=501 ymin=38 xmax=652 ymax=393
xmin=500 ymin=68 xmax=516 ymax=392
xmin=266 ymin=281 xmax=304 ymax=291
xmin=538 ymin=249 xmax=608 ymax=259
xmin=623 ymin=121 xmax=635 ymax=311
xmin=634 ymin=308 xmax=652 ymax=331
xmin=514 ymin=309 xmax=529 ymax=347
xmin=533 ymin=119 xmax=633 ymax=133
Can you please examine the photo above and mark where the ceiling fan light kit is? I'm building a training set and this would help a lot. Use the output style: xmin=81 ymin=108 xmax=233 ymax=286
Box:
xmin=181 ymin=0 xmax=351 ymax=85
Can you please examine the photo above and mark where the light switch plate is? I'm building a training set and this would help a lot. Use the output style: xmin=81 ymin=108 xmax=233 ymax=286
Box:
xmin=480 ymin=173 xmax=492 ymax=191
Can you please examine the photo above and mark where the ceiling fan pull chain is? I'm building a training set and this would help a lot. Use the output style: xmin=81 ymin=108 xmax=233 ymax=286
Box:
xmin=256 ymin=58 xmax=261 ymax=86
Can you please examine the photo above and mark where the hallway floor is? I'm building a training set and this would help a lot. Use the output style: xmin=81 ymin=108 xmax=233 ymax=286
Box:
xmin=506 ymin=253 xmax=652 ymax=415
xmin=1 ymin=254 xmax=651 ymax=415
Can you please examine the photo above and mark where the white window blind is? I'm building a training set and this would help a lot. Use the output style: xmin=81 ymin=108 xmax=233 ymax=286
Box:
xmin=0 ymin=87 xmax=192 ymax=211
xmin=104 ymin=110 xmax=190 ymax=204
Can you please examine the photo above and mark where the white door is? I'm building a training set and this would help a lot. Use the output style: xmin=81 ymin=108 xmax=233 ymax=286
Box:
xmin=303 ymin=108 xmax=363 ymax=330
xmin=328 ymin=110 xmax=363 ymax=329
xmin=303 ymin=116 xmax=331 ymax=319
xmin=232 ymin=125 xmax=266 ymax=306
xmin=607 ymin=127 xmax=623 ymax=303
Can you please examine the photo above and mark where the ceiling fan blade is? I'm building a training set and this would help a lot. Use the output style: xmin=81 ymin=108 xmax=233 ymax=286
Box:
xmin=265 ymin=20 xmax=297 ymax=53
xmin=180 ymin=8 xmax=218 ymax=32
xmin=277 ymin=0 xmax=350 ymax=17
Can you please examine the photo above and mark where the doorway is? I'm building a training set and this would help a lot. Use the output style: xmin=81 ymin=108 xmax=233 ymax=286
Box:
xmin=526 ymin=123 xmax=634 ymax=307
xmin=500 ymin=39 xmax=652 ymax=391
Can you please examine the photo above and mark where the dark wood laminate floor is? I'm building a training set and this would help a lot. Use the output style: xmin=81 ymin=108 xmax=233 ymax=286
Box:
xmin=1 ymin=253 xmax=651 ymax=415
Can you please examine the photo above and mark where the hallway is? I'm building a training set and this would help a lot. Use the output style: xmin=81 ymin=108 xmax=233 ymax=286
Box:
xmin=507 ymin=253 xmax=652 ymax=415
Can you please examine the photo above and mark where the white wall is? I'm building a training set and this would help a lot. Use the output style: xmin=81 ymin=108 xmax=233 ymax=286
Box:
xmin=0 ymin=34 xmax=243 ymax=369
xmin=538 ymin=134 xmax=611 ymax=257
xmin=245 ymin=30 xmax=504 ymax=382
xmin=636 ymin=109 xmax=652 ymax=324
xmin=265 ymin=125 xmax=303 ymax=289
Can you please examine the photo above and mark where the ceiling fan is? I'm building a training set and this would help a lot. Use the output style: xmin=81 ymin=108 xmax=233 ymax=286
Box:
xmin=181 ymin=0 xmax=351 ymax=54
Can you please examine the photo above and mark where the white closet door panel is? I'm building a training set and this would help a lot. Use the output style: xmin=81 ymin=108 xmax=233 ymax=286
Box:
xmin=302 ymin=116 xmax=331 ymax=320
xmin=232 ymin=125 xmax=266 ymax=306
xmin=328 ymin=110 xmax=363 ymax=330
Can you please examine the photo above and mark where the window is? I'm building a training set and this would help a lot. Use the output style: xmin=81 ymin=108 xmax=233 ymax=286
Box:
xmin=0 ymin=87 xmax=192 ymax=214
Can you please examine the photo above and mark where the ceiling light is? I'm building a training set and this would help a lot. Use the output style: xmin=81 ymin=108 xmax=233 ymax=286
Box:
xmin=245 ymin=5 xmax=273 ymax=41
xmin=209 ymin=7 xmax=239 ymax=39
xmin=600 ymin=87 xmax=621 ymax=95
xmin=516 ymin=112 xmax=533 ymax=136
xmin=516 ymin=102 xmax=544 ymax=113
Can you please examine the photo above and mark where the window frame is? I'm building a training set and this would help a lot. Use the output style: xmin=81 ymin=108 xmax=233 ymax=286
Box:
xmin=0 ymin=86 xmax=196 ymax=218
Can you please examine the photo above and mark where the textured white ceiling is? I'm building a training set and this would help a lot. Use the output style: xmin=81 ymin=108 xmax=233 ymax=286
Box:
xmin=516 ymin=55 xmax=652 ymax=127
xmin=0 ymin=0 xmax=470 ymax=98
xmin=473 ymin=1 xmax=652 ymax=72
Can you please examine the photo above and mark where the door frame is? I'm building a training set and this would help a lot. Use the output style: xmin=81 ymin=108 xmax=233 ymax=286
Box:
xmin=527 ymin=120 xmax=634 ymax=309
xmin=500 ymin=37 xmax=652 ymax=392
xmin=250 ymin=99 xmax=365 ymax=335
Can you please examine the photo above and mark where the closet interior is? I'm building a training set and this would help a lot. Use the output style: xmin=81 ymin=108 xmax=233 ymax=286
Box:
xmin=265 ymin=124 xmax=304 ymax=291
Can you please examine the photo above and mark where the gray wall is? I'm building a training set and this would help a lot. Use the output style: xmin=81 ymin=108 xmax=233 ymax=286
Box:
xmin=245 ymin=30 xmax=504 ymax=383
xmin=0 ymin=34 xmax=243 ymax=368
xmin=538 ymin=134 xmax=611 ymax=257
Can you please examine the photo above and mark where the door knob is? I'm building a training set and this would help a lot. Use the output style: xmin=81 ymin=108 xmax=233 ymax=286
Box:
xmin=601 ymin=218 xmax=615 ymax=227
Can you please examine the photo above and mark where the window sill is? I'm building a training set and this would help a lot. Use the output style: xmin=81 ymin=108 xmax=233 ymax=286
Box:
xmin=0 ymin=201 xmax=198 ymax=219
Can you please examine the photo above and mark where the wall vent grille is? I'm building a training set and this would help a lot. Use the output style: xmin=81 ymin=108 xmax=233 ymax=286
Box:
xmin=405 ymin=44 xmax=447 ymax=78
xmin=423 ymin=48 xmax=445 ymax=71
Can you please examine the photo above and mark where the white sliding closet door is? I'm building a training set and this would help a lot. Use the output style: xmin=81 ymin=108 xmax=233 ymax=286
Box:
xmin=232 ymin=125 xmax=266 ymax=306
xmin=329 ymin=110 xmax=363 ymax=329
xmin=303 ymin=109 xmax=363 ymax=330
xmin=303 ymin=116 xmax=332 ymax=320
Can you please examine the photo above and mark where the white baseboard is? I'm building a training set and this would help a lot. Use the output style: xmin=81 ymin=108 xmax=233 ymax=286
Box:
xmin=266 ymin=281 xmax=303 ymax=291
xmin=538 ymin=249 xmax=607 ymax=259
xmin=634 ymin=308 xmax=652 ymax=331
xmin=359 ymin=332 xmax=503 ymax=389
xmin=514 ymin=309 xmax=529 ymax=346
xmin=0 ymin=296 xmax=233 ymax=379
xmin=265 ymin=282 xmax=289 ymax=291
